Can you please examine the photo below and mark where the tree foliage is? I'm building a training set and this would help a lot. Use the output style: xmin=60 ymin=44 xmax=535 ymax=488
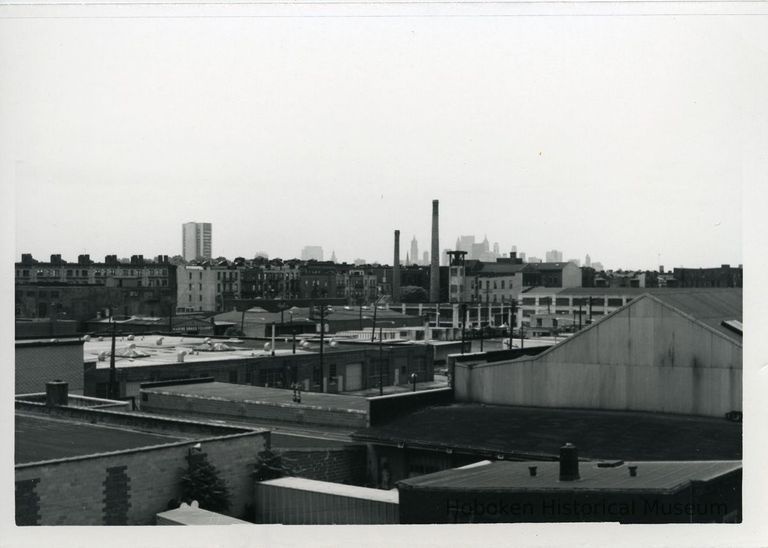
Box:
xmin=180 ymin=456 xmax=231 ymax=513
xmin=399 ymin=285 xmax=429 ymax=303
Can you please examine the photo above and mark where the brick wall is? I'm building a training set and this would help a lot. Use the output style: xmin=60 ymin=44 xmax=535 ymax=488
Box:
xmin=15 ymin=432 xmax=268 ymax=525
xmin=15 ymin=342 xmax=84 ymax=394
xmin=280 ymin=446 xmax=368 ymax=486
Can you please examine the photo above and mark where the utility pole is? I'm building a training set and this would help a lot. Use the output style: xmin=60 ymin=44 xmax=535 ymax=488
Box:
xmin=460 ymin=303 xmax=466 ymax=354
xmin=109 ymin=310 xmax=117 ymax=400
xmin=588 ymin=296 xmax=593 ymax=324
xmin=319 ymin=305 xmax=326 ymax=390
xmin=378 ymin=325 xmax=384 ymax=396
xmin=370 ymin=298 xmax=378 ymax=343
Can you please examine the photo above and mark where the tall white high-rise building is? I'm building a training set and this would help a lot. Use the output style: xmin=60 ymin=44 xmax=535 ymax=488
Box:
xmin=182 ymin=222 xmax=212 ymax=261
xmin=410 ymin=237 xmax=419 ymax=265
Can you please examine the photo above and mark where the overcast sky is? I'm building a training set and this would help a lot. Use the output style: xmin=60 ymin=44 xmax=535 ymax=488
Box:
xmin=4 ymin=11 xmax=764 ymax=270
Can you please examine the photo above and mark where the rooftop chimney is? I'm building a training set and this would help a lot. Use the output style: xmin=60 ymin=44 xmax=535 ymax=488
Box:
xmin=429 ymin=200 xmax=440 ymax=303
xmin=78 ymin=254 xmax=91 ymax=265
xmin=393 ymin=230 xmax=401 ymax=304
xmin=45 ymin=380 xmax=69 ymax=407
xmin=559 ymin=442 xmax=580 ymax=481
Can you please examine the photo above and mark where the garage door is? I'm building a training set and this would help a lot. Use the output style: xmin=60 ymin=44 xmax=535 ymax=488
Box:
xmin=345 ymin=363 xmax=362 ymax=391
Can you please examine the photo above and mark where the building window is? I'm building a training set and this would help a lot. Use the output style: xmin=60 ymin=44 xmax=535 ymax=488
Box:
xmin=500 ymin=280 xmax=505 ymax=289
xmin=607 ymin=298 xmax=623 ymax=307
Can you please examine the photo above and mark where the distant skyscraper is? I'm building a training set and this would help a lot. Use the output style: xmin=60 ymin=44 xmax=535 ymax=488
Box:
xmin=519 ymin=252 xmax=527 ymax=262
xmin=456 ymin=235 xmax=475 ymax=255
xmin=330 ymin=250 xmax=337 ymax=263
xmin=568 ymin=258 xmax=581 ymax=267
xmin=585 ymin=254 xmax=592 ymax=267
xmin=493 ymin=242 xmax=500 ymax=258
xmin=301 ymin=246 xmax=324 ymax=261
xmin=182 ymin=222 xmax=212 ymax=261
xmin=545 ymin=249 xmax=563 ymax=262
xmin=254 ymin=250 xmax=269 ymax=259
xmin=528 ymin=256 xmax=543 ymax=263
xmin=422 ymin=251 xmax=429 ymax=266
xmin=410 ymin=237 xmax=419 ymax=266
xmin=442 ymin=248 xmax=451 ymax=266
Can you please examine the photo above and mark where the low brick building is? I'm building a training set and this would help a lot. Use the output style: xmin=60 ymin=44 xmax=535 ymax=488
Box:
xmin=15 ymin=399 xmax=269 ymax=525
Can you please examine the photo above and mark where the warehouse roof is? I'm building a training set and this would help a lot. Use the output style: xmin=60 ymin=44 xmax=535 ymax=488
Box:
xmin=15 ymin=413 xmax=186 ymax=464
xmin=397 ymin=460 xmax=741 ymax=493
xmin=648 ymin=289 xmax=742 ymax=341
xmin=352 ymin=403 xmax=742 ymax=461
xmin=143 ymin=381 xmax=369 ymax=413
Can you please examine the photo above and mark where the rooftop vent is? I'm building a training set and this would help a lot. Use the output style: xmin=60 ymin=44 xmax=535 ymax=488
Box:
xmin=559 ymin=442 xmax=580 ymax=481
xmin=45 ymin=380 xmax=68 ymax=407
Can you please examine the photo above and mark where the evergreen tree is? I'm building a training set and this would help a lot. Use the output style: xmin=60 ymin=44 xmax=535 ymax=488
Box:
xmin=180 ymin=455 xmax=231 ymax=513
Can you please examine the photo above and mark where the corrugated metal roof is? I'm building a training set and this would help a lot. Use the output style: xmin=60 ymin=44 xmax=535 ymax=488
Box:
xmin=397 ymin=460 xmax=741 ymax=493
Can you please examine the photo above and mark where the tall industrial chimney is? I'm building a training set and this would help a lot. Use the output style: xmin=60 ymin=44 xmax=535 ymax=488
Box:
xmin=430 ymin=200 xmax=440 ymax=302
xmin=393 ymin=230 xmax=401 ymax=304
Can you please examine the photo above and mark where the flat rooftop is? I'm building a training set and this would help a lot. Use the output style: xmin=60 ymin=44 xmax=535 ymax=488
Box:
xmin=84 ymin=334 xmax=385 ymax=369
xmin=15 ymin=413 xmax=187 ymax=464
xmin=353 ymin=403 xmax=742 ymax=461
xmin=398 ymin=460 xmax=742 ymax=493
xmin=143 ymin=382 xmax=370 ymax=413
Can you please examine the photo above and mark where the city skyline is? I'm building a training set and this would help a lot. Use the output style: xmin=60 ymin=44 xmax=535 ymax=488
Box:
xmin=7 ymin=17 xmax=755 ymax=271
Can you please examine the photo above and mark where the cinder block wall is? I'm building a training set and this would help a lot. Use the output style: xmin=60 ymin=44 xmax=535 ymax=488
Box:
xmin=15 ymin=343 xmax=84 ymax=394
xmin=15 ymin=432 xmax=268 ymax=525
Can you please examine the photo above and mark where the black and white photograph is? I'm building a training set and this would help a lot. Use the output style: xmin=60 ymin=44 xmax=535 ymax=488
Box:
xmin=2 ymin=0 xmax=766 ymax=545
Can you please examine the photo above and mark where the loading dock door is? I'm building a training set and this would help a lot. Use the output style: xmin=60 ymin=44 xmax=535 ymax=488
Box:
xmin=346 ymin=363 xmax=362 ymax=391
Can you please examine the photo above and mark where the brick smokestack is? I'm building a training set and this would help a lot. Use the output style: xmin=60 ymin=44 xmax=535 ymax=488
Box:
xmin=393 ymin=230 xmax=401 ymax=304
xmin=430 ymin=199 xmax=440 ymax=302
